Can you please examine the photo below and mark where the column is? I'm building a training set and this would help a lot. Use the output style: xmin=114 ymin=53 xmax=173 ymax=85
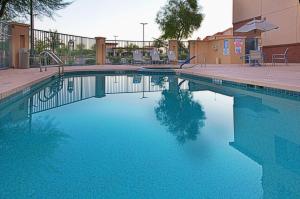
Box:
xmin=95 ymin=37 xmax=106 ymax=65
xmin=9 ymin=22 xmax=30 ymax=68
xmin=189 ymin=40 xmax=196 ymax=64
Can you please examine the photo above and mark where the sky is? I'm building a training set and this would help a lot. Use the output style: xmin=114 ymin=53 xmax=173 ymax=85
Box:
xmin=35 ymin=0 xmax=233 ymax=40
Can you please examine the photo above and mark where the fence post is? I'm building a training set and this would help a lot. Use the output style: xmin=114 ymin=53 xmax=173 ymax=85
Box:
xmin=189 ymin=40 xmax=196 ymax=64
xmin=9 ymin=22 xmax=30 ymax=68
xmin=168 ymin=40 xmax=178 ymax=64
xmin=95 ymin=37 xmax=106 ymax=65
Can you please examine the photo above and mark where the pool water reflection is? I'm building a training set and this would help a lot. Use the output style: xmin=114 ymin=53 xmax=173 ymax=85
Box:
xmin=0 ymin=73 xmax=299 ymax=199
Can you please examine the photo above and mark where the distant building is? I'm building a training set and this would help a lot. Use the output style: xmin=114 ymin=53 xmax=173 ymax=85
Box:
xmin=233 ymin=0 xmax=300 ymax=63
xmin=189 ymin=27 xmax=246 ymax=64
xmin=203 ymin=28 xmax=233 ymax=41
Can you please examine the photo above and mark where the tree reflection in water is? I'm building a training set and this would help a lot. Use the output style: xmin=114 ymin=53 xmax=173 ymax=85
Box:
xmin=155 ymin=81 xmax=206 ymax=144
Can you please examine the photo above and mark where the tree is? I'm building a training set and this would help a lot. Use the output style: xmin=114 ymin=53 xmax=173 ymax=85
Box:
xmin=153 ymin=38 xmax=168 ymax=49
xmin=125 ymin=43 xmax=139 ymax=53
xmin=0 ymin=0 xmax=72 ymax=19
xmin=46 ymin=30 xmax=65 ymax=52
xmin=153 ymin=37 xmax=168 ymax=54
xmin=34 ymin=39 xmax=49 ymax=53
xmin=156 ymin=0 xmax=203 ymax=41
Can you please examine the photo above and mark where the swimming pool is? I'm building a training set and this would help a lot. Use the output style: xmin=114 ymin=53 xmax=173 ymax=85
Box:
xmin=0 ymin=72 xmax=300 ymax=198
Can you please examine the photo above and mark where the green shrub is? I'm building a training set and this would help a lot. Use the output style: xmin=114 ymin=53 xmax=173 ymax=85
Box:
xmin=85 ymin=58 xmax=96 ymax=65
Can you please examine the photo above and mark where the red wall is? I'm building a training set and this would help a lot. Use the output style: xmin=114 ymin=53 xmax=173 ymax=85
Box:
xmin=263 ymin=43 xmax=300 ymax=63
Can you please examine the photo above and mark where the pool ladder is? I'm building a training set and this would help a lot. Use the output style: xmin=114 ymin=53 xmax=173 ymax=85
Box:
xmin=39 ymin=51 xmax=64 ymax=75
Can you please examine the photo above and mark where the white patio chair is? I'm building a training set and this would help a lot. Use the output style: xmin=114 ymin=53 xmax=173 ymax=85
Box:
xmin=167 ymin=51 xmax=177 ymax=64
xmin=150 ymin=50 xmax=165 ymax=64
xmin=133 ymin=50 xmax=144 ymax=64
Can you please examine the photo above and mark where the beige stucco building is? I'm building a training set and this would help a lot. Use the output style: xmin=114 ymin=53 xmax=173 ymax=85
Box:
xmin=233 ymin=0 xmax=300 ymax=63
xmin=189 ymin=28 xmax=246 ymax=65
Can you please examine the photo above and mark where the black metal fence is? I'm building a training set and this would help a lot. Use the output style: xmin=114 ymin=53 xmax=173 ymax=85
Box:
xmin=31 ymin=29 xmax=96 ymax=66
xmin=0 ymin=21 xmax=10 ymax=69
xmin=105 ymin=40 xmax=165 ymax=64
xmin=105 ymin=39 xmax=190 ymax=65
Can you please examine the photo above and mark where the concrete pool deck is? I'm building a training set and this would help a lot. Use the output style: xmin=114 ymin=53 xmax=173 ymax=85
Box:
xmin=1 ymin=64 xmax=300 ymax=100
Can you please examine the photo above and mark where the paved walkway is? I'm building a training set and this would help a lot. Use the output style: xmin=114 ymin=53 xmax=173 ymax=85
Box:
xmin=1 ymin=64 xmax=300 ymax=100
xmin=179 ymin=64 xmax=300 ymax=92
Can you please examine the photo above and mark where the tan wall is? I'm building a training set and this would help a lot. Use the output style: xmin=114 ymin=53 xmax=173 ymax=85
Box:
xmin=233 ymin=0 xmax=262 ymax=23
xmin=233 ymin=0 xmax=300 ymax=47
xmin=262 ymin=0 xmax=296 ymax=14
xmin=10 ymin=23 xmax=30 ymax=68
xmin=189 ymin=37 xmax=245 ymax=65
xmin=262 ymin=0 xmax=299 ymax=46
xmin=298 ymin=5 xmax=300 ymax=43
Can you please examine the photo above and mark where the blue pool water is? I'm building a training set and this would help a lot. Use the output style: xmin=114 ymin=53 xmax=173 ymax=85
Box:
xmin=0 ymin=73 xmax=300 ymax=199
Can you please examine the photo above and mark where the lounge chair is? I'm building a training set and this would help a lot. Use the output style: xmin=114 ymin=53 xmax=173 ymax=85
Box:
xmin=150 ymin=50 xmax=165 ymax=64
xmin=133 ymin=50 xmax=147 ymax=65
xmin=272 ymin=48 xmax=288 ymax=66
xmin=167 ymin=51 xmax=177 ymax=64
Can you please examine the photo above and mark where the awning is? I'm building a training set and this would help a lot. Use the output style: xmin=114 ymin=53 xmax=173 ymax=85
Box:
xmin=235 ymin=19 xmax=279 ymax=33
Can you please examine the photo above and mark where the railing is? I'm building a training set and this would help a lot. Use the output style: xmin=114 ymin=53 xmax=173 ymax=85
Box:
xmin=39 ymin=50 xmax=64 ymax=74
xmin=31 ymin=29 xmax=96 ymax=67
xmin=105 ymin=39 xmax=190 ymax=65
xmin=0 ymin=21 xmax=10 ymax=69
xmin=105 ymin=40 xmax=168 ymax=65
xmin=180 ymin=56 xmax=196 ymax=68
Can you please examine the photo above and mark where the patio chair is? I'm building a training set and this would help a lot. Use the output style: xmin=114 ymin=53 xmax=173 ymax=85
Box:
xmin=240 ymin=54 xmax=251 ymax=64
xmin=272 ymin=48 xmax=288 ymax=66
xmin=133 ymin=50 xmax=147 ymax=65
xmin=249 ymin=50 xmax=264 ymax=66
xmin=167 ymin=51 xmax=177 ymax=64
xmin=150 ymin=50 xmax=165 ymax=64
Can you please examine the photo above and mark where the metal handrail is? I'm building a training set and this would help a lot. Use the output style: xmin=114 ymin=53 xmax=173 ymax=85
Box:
xmin=39 ymin=50 xmax=64 ymax=74
xmin=180 ymin=56 xmax=196 ymax=69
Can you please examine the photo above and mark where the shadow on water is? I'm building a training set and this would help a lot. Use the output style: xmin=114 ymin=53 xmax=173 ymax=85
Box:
xmin=155 ymin=77 xmax=206 ymax=144
xmin=0 ymin=92 xmax=68 ymax=197
xmin=0 ymin=115 xmax=68 ymax=171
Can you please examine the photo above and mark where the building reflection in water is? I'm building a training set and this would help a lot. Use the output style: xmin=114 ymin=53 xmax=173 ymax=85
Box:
xmin=185 ymin=75 xmax=300 ymax=199
xmin=231 ymin=94 xmax=300 ymax=199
